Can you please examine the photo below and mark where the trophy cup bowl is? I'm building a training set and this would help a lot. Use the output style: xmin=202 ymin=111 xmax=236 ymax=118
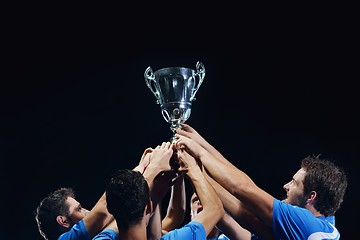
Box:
xmin=144 ymin=61 xmax=205 ymax=143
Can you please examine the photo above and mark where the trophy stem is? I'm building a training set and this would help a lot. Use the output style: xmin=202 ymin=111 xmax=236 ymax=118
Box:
xmin=169 ymin=122 xmax=182 ymax=143
xmin=170 ymin=127 xmax=178 ymax=143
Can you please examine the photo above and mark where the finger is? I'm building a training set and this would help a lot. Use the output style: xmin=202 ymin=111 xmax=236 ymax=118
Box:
xmin=141 ymin=148 xmax=153 ymax=159
xmin=162 ymin=141 xmax=169 ymax=149
xmin=160 ymin=142 xmax=166 ymax=149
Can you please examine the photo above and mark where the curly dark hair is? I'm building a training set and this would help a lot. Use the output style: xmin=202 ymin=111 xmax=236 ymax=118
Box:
xmin=301 ymin=155 xmax=348 ymax=216
xmin=34 ymin=187 xmax=75 ymax=240
xmin=106 ymin=169 xmax=150 ymax=229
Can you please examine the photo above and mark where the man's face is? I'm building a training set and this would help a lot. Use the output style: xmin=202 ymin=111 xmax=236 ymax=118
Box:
xmin=282 ymin=168 xmax=308 ymax=207
xmin=190 ymin=193 xmax=202 ymax=219
xmin=66 ymin=197 xmax=89 ymax=226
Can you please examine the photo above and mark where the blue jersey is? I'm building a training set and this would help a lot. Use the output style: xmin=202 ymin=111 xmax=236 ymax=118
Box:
xmin=161 ymin=221 xmax=206 ymax=240
xmin=273 ymin=199 xmax=340 ymax=239
xmin=93 ymin=229 xmax=118 ymax=240
xmin=92 ymin=221 xmax=206 ymax=240
xmin=58 ymin=219 xmax=90 ymax=240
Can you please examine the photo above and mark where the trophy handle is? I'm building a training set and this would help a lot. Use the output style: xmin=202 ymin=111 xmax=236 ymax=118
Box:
xmin=144 ymin=66 xmax=161 ymax=104
xmin=190 ymin=61 xmax=206 ymax=101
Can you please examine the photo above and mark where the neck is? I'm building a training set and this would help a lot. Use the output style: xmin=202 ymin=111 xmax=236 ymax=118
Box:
xmin=118 ymin=223 xmax=147 ymax=240
xmin=306 ymin=204 xmax=322 ymax=217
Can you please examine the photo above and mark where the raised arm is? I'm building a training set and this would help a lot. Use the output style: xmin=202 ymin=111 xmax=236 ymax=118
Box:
xmin=146 ymin=203 xmax=163 ymax=240
xmin=216 ymin=212 xmax=252 ymax=240
xmin=161 ymin=173 xmax=186 ymax=235
xmin=142 ymin=142 xmax=174 ymax=206
xmin=133 ymin=143 xmax=175 ymax=239
xmin=176 ymin=147 xmax=225 ymax=237
xmin=82 ymin=191 xmax=114 ymax=238
xmin=175 ymin=129 xmax=275 ymax=228
xmin=203 ymin=169 xmax=275 ymax=239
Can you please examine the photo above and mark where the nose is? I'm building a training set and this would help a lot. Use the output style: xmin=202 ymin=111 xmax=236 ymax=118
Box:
xmin=283 ymin=182 xmax=289 ymax=192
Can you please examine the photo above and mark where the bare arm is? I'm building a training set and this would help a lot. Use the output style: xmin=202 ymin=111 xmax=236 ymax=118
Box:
xmin=133 ymin=147 xmax=153 ymax=173
xmin=147 ymin=203 xmax=163 ymax=240
xmin=204 ymin=169 xmax=275 ymax=239
xmin=82 ymin=192 xmax=114 ymax=238
xmin=98 ymin=219 xmax=118 ymax=233
xmin=216 ymin=212 xmax=252 ymax=240
xmin=137 ymin=142 xmax=174 ymax=238
xmin=142 ymin=142 xmax=174 ymax=207
xmin=131 ymin=143 xmax=175 ymax=239
xmin=175 ymin=130 xmax=275 ymax=228
xmin=161 ymin=173 xmax=186 ymax=234
xmin=176 ymin=148 xmax=225 ymax=237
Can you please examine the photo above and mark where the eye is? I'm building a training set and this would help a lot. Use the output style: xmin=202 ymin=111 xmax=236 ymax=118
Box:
xmin=191 ymin=197 xmax=199 ymax=204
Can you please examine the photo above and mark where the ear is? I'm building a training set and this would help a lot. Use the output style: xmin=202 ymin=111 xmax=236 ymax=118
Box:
xmin=307 ymin=191 xmax=317 ymax=203
xmin=56 ymin=215 xmax=71 ymax=228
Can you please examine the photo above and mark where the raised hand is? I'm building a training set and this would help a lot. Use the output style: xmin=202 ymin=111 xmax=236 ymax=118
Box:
xmin=176 ymin=124 xmax=226 ymax=161
xmin=174 ymin=134 xmax=207 ymax=161
xmin=148 ymin=141 xmax=174 ymax=173
xmin=133 ymin=147 xmax=153 ymax=173
xmin=176 ymin=148 xmax=201 ymax=173
xmin=176 ymin=124 xmax=207 ymax=147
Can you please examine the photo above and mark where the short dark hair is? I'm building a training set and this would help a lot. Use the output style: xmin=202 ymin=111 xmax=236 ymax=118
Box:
xmin=35 ymin=187 xmax=75 ymax=240
xmin=301 ymin=155 xmax=348 ymax=216
xmin=106 ymin=169 xmax=149 ymax=229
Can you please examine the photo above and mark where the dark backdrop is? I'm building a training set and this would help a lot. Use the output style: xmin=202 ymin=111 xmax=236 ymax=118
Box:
xmin=1 ymin=4 xmax=358 ymax=239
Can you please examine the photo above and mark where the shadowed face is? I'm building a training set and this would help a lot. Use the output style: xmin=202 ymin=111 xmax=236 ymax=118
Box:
xmin=65 ymin=197 xmax=90 ymax=226
xmin=190 ymin=192 xmax=203 ymax=219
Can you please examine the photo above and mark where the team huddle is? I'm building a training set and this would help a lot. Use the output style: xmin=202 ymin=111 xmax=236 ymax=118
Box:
xmin=35 ymin=124 xmax=348 ymax=240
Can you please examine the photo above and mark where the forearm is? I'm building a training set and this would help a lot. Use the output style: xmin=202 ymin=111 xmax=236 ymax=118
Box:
xmin=142 ymin=164 xmax=165 ymax=207
xmin=147 ymin=203 xmax=163 ymax=239
xmin=162 ymin=176 xmax=186 ymax=232
xmin=200 ymin=151 xmax=256 ymax=196
xmin=188 ymin=167 xmax=221 ymax=212
xmin=142 ymin=165 xmax=160 ymax=190
xmin=205 ymin=171 xmax=269 ymax=235
xmin=84 ymin=192 xmax=114 ymax=237
xmin=201 ymin=152 xmax=275 ymax=232
xmin=216 ymin=212 xmax=252 ymax=240
xmin=187 ymin=166 xmax=224 ymax=235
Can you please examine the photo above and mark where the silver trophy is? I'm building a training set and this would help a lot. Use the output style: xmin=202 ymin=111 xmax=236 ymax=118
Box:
xmin=144 ymin=61 xmax=205 ymax=142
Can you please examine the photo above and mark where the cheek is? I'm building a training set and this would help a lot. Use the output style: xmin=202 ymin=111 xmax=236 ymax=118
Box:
xmin=71 ymin=212 xmax=86 ymax=223
xmin=289 ymin=188 xmax=303 ymax=201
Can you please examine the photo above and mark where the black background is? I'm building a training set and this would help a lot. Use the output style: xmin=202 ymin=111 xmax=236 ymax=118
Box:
xmin=1 ymin=3 xmax=358 ymax=239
